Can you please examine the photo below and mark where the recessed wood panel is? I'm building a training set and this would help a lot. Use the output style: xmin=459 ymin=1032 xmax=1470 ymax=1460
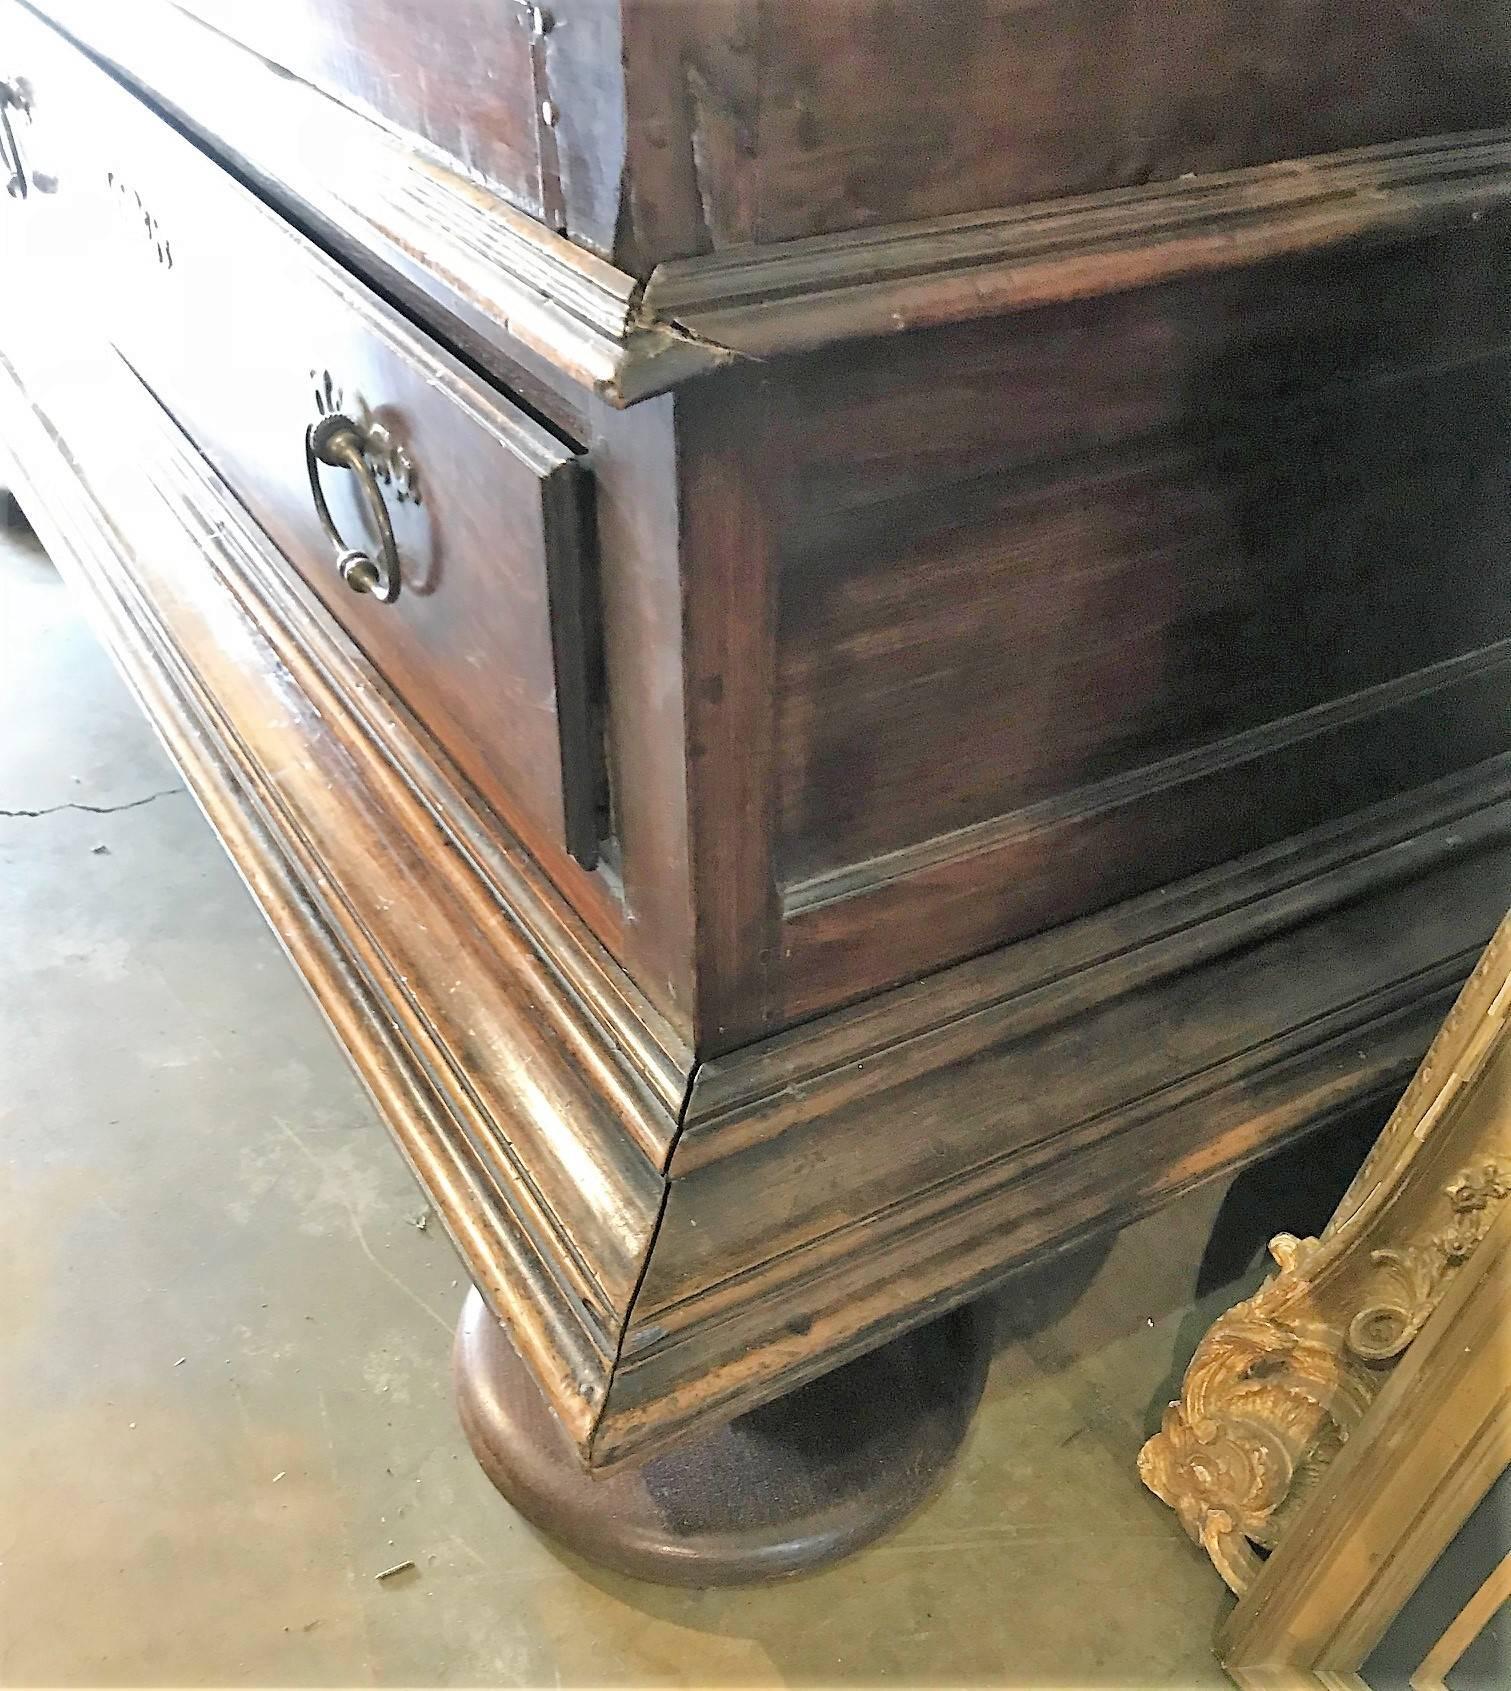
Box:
xmin=780 ymin=363 xmax=1511 ymax=878
xmin=768 ymin=226 xmax=1511 ymax=1015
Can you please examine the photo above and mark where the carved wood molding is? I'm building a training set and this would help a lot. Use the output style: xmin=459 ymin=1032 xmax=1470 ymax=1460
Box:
xmin=24 ymin=2 xmax=1511 ymax=402
xmin=643 ymin=129 xmax=1511 ymax=359
xmin=599 ymin=867 xmax=1505 ymax=1464
xmin=684 ymin=762 xmax=1511 ymax=1168
xmin=0 ymin=332 xmax=681 ymax=1455
xmin=1139 ymin=915 xmax=1511 ymax=1593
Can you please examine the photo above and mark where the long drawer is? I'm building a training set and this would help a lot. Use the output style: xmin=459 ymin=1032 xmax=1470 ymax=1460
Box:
xmin=4 ymin=0 xmax=604 ymax=870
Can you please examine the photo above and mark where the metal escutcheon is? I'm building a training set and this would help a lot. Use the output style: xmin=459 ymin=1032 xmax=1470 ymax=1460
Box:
xmin=304 ymin=411 xmax=402 ymax=604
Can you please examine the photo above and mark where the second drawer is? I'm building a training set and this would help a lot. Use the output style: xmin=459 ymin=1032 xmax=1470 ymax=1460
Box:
xmin=11 ymin=1 xmax=604 ymax=869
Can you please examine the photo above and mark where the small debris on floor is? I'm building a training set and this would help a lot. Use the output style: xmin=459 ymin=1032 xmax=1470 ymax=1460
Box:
xmin=272 ymin=1471 xmax=286 ymax=1483
xmin=410 ymin=1211 xmax=430 ymax=1232
xmin=173 ymin=1356 xmax=187 ymax=1366
xmin=375 ymin=1560 xmax=415 ymax=1583
xmin=91 ymin=844 xmax=110 ymax=855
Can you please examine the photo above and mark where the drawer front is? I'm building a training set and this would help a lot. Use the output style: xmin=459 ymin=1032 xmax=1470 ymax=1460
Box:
xmin=8 ymin=2 xmax=603 ymax=869
xmin=168 ymin=0 xmax=549 ymax=227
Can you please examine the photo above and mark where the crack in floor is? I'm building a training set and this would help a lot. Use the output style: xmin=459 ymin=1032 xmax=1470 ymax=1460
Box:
xmin=0 ymin=785 xmax=184 ymax=819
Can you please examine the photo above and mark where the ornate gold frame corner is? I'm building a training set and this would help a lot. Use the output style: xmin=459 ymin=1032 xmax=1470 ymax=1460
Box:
xmin=1139 ymin=911 xmax=1511 ymax=1599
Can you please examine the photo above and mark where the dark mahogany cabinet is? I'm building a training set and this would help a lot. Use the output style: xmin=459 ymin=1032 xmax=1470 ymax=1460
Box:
xmin=2 ymin=0 xmax=1507 ymax=1576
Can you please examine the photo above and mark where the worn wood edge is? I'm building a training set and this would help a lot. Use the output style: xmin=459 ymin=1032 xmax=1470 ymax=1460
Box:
xmin=20 ymin=0 xmax=729 ymax=406
xmin=641 ymin=976 xmax=1464 ymax=1353
xmin=684 ymin=760 xmax=1511 ymax=1164
xmin=644 ymin=129 xmax=1511 ymax=357
xmin=594 ymin=957 xmax=1474 ymax=1465
xmin=0 ymin=343 xmax=684 ymax=1452
xmin=590 ymin=843 xmax=1507 ymax=1462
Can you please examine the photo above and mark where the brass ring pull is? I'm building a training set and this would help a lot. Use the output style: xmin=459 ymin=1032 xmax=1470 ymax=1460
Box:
xmin=304 ymin=412 xmax=401 ymax=604
xmin=1 ymin=79 xmax=30 ymax=201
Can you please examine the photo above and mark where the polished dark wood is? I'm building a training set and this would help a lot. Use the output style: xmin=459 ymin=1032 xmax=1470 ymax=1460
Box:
xmin=10 ymin=295 xmax=1502 ymax=1469
xmin=143 ymin=0 xmax=1511 ymax=272
xmin=753 ymin=223 xmax=1511 ymax=1019
xmin=598 ymin=786 xmax=1508 ymax=1463
xmin=454 ymin=1287 xmax=989 ymax=1585
xmin=5 ymin=0 xmax=1507 ymax=1493
xmin=34 ymin=3 xmax=1511 ymax=405
xmin=10 ymin=0 xmax=718 ymax=1036
xmin=650 ymin=214 xmax=1511 ymax=1040
xmin=0 ymin=326 xmax=676 ymax=1436
xmin=173 ymin=0 xmax=550 ymax=223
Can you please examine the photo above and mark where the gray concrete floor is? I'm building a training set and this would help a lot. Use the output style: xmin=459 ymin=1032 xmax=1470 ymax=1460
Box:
xmin=0 ymin=520 xmax=1372 ymax=1686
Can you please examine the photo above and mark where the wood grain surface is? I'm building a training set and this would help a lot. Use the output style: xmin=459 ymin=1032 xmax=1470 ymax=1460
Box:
xmin=6 ymin=0 xmax=1508 ymax=1474
xmin=160 ymin=0 xmax=1511 ymax=271
xmin=5 ymin=284 xmax=1506 ymax=1466
xmin=756 ymin=221 xmax=1511 ymax=1023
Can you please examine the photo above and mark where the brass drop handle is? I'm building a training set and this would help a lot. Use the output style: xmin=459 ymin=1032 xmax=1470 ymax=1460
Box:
xmin=1 ymin=78 xmax=31 ymax=200
xmin=304 ymin=411 xmax=401 ymax=604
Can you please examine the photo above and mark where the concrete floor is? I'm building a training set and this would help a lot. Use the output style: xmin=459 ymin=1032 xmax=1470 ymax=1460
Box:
xmin=0 ymin=519 xmax=1379 ymax=1686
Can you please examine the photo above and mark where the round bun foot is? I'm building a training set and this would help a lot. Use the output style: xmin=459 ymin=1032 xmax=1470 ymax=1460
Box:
xmin=453 ymin=1289 xmax=990 ymax=1586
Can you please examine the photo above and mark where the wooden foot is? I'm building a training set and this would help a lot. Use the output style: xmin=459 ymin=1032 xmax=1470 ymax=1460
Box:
xmin=453 ymin=1287 xmax=990 ymax=1586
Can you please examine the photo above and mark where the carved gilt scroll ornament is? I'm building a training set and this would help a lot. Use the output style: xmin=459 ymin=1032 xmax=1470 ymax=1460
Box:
xmin=1139 ymin=917 xmax=1511 ymax=1595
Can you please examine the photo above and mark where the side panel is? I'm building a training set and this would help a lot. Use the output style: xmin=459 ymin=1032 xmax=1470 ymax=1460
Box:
xmin=763 ymin=221 xmax=1511 ymax=1022
xmin=612 ymin=0 xmax=1511 ymax=265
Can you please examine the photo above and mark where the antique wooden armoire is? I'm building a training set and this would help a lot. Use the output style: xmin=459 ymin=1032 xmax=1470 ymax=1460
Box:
xmin=2 ymin=0 xmax=1508 ymax=1579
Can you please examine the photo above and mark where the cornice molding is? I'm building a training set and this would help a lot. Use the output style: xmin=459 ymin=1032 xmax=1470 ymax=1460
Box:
xmin=25 ymin=0 xmax=725 ymax=404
